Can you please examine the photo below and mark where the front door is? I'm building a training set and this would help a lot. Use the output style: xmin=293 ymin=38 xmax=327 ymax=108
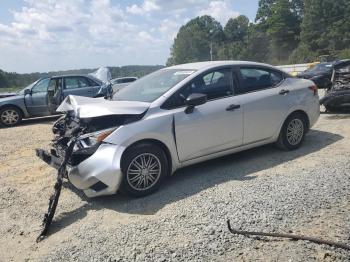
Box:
xmin=48 ymin=77 xmax=63 ymax=114
xmin=165 ymin=68 xmax=243 ymax=162
xmin=24 ymin=78 xmax=51 ymax=116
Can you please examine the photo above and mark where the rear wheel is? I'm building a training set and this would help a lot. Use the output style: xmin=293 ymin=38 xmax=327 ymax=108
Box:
xmin=276 ymin=113 xmax=307 ymax=150
xmin=0 ymin=107 xmax=23 ymax=127
xmin=120 ymin=143 xmax=169 ymax=197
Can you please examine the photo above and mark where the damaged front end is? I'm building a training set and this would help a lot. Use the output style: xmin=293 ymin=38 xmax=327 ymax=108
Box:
xmin=320 ymin=59 xmax=350 ymax=112
xmin=36 ymin=95 xmax=148 ymax=240
xmin=37 ymin=95 xmax=149 ymax=196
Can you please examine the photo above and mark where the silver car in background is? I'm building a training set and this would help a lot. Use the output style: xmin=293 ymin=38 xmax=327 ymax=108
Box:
xmin=38 ymin=61 xmax=320 ymax=198
xmin=111 ymin=77 xmax=138 ymax=95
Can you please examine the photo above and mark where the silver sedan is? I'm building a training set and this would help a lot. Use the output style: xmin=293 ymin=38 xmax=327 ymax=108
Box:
xmin=38 ymin=61 xmax=320 ymax=197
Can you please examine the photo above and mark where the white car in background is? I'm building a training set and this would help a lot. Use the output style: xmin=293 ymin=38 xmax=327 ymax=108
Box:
xmin=38 ymin=61 xmax=320 ymax=198
xmin=111 ymin=77 xmax=138 ymax=94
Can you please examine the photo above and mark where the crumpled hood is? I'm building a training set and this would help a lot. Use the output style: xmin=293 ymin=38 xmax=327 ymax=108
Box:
xmin=56 ymin=95 xmax=150 ymax=118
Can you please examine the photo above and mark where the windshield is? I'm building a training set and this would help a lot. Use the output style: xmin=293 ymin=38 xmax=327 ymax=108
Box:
xmin=113 ymin=69 xmax=195 ymax=102
xmin=18 ymin=79 xmax=40 ymax=94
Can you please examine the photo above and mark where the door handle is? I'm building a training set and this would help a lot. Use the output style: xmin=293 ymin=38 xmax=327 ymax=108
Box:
xmin=279 ymin=89 xmax=290 ymax=95
xmin=226 ymin=104 xmax=240 ymax=111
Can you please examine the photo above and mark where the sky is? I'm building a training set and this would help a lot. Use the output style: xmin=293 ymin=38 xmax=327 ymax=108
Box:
xmin=0 ymin=0 xmax=259 ymax=73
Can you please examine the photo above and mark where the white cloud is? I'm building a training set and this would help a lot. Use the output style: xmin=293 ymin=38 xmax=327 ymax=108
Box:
xmin=198 ymin=1 xmax=239 ymax=25
xmin=159 ymin=19 xmax=181 ymax=41
xmin=0 ymin=0 xmax=240 ymax=72
xmin=126 ymin=0 xmax=160 ymax=15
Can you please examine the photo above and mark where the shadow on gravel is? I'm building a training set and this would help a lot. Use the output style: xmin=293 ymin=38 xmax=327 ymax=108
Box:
xmin=54 ymin=129 xmax=342 ymax=231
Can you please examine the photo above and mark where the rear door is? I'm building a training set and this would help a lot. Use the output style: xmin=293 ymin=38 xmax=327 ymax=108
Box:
xmin=62 ymin=76 xmax=96 ymax=98
xmin=164 ymin=67 xmax=243 ymax=162
xmin=235 ymin=66 xmax=290 ymax=144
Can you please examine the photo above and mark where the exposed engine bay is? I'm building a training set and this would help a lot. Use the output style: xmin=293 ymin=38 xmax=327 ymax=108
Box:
xmin=320 ymin=59 xmax=350 ymax=112
xmin=50 ymin=111 xmax=144 ymax=167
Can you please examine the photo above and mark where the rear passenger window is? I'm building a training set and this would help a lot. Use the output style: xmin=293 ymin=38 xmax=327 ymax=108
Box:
xmin=237 ymin=68 xmax=283 ymax=94
xmin=65 ymin=77 xmax=80 ymax=89
xmin=77 ymin=77 xmax=91 ymax=87
xmin=87 ymin=78 xmax=99 ymax=86
xmin=65 ymin=77 xmax=93 ymax=89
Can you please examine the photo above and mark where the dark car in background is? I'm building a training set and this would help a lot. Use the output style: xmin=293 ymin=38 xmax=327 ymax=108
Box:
xmin=320 ymin=59 xmax=350 ymax=112
xmin=298 ymin=62 xmax=335 ymax=89
xmin=297 ymin=62 xmax=334 ymax=80
xmin=0 ymin=74 xmax=112 ymax=127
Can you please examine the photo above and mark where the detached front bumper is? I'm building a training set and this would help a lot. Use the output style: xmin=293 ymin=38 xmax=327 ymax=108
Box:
xmin=36 ymin=143 xmax=125 ymax=197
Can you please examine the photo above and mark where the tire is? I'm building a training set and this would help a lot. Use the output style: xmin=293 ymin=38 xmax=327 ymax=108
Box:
xmin=120 ymin=143 xmax=169 ymax=197
xmin=325 ymin=105 xmax=337 ymax=113
xmin=276 ymin=113 xmax=307 ymax=151
xmin=0 ymin=106 xmax=23 ymax=127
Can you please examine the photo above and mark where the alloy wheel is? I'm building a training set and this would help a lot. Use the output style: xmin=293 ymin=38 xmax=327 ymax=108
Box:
xmin=126 ymin=153 xmax=162 ymax=191
xmin=1 ymin=109 xmax=20 ymax=125
xmin=286 ymin=119 xmax=304 ymax=145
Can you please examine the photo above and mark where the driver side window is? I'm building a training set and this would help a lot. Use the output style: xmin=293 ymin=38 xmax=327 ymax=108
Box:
xmin=31 ymin=78 xmax=50 ymax=93
xmin=162 ymin=68 xmax=234 ymax=109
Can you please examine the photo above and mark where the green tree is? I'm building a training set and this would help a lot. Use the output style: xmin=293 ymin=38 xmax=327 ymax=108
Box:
xmin=224 ymin=15 xmax=249 ymax=42
xmin=265 ymin=0 xmax=301 ymax=63
xmin=256 ymin=0 xmax=304 ymax=24
xmin=166 ymin=16 xmax=224 ymax=65
xmin=244 ymin=25 xmax=271 ymax=62
xmin=299 ymin=0 xmax=350 ymax=57
xmin=255 ymin=0 xmax=274 ymax=26
xmin=217 ymin=15 xmax=250 ymax=60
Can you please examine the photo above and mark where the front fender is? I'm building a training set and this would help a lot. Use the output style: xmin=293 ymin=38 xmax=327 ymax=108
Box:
xmin=103 ymin=111 xmax=180 ymax=171
xmin=0 ymin=96 xmax=30 ymax=118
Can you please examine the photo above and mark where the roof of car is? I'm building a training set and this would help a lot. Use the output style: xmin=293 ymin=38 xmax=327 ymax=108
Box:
xmin=51 ymin=74 xmax=92 ymax=78
xmin=112 ymin=77 xmax=138 ymax=80
xmin=166 ymin=61 xmax=278 ymax=71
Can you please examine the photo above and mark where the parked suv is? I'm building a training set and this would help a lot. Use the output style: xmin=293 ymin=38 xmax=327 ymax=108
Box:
xmin=0 ymin=75 xmax=112 ymax=127
xmin=37 ymin=61 xmax=320 ymax=198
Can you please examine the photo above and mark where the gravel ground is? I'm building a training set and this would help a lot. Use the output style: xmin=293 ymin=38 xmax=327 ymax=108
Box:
xmin=0 ymin=112 xmax=349 ymax=261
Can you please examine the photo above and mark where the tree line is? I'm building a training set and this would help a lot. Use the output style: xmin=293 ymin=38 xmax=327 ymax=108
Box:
xmin=167 ymin=0 xmax=350 ymax=66
xmin=0 ymin=65 xmax=163 ymax=90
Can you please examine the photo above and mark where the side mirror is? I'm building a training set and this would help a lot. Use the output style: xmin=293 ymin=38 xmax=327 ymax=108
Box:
xmin=24 ymin=89 xmax=31 ymax=96
xmin=184 ymin=93 xmax=207 ymax=114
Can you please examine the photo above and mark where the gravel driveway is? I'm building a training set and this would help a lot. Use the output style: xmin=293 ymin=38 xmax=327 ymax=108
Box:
xmin=0 ymin=113 xmax=349 ymax=261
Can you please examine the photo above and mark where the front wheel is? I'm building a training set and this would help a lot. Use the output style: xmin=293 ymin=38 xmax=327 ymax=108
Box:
xmin=0 ymin=107 xmax=23 ymax=127
xmin=120 ymin=143 xmax=169 ymax=197
xmin=276 ymin=113 xmax=307 ymax=150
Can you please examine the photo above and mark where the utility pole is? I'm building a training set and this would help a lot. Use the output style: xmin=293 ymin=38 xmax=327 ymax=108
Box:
xmin=209 ymin=29 xmax=214 ymax=61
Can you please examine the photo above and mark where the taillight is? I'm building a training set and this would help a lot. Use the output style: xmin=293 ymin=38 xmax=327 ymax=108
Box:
xmin=308 ymin=85 xmax=318 ymax=96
